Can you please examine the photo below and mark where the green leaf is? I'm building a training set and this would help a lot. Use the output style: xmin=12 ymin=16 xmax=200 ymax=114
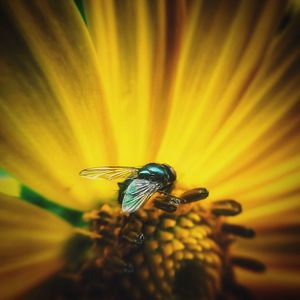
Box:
xmin=20 ymin=185 xmax=86 ymax=227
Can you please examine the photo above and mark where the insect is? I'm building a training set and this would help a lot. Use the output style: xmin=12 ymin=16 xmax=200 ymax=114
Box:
xmin=80 ymin=163 xmax=209 ymax=213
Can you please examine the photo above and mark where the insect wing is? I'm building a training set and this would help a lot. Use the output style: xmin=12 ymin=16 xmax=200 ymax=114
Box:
xmin=79 ymin=166 xmax=139 ymax=180
xmin=122 ymin=179 xmax=162 ymax=213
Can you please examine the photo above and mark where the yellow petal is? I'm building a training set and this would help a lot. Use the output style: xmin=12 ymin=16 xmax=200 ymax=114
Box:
xmin=234 ymin=215 xmax=300 ymax=296
xmin=84 ymin=3 xmax=300 ymax=297
xmin=0 ymin=0 xmax=117 ymax=210
xmin=236 ymin=268 xmax=300 ymax=298
xmin=84 ymin=0 xmax=167 ymax=164
xmin=236 ymin=234 xmax=300 ymax=295
xmin=84 ymin=1 xmax=299 ymax=195
xmin=0 ymin=193 xmax=73 ymax=300
xmin=0 ymin=175 xmax=20 ymax=197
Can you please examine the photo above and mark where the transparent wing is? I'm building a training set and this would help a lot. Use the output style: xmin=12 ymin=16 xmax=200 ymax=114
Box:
xmin=122 ymin=179 xmax=162 ymax=213
xmin=79 ymin=166 xmax=139 ymax=180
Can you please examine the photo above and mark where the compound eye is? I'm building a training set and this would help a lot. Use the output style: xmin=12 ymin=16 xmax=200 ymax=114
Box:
xmin=169 ymin=167 xmax=177 ymax=180
xmin=162 ymin=164 xmax=177 ymax=181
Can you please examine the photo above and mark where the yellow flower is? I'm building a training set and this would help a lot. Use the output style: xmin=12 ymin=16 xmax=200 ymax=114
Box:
xmin=0 ymin=0 xmax=300 ymax=299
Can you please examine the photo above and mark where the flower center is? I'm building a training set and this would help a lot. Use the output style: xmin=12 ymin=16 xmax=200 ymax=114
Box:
xmin=59 ymin=196 xmax=265 ymax=300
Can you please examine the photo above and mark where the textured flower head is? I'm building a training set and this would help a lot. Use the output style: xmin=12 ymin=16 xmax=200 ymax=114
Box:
xmin=0 ymin=0 xmax=300 ymax=299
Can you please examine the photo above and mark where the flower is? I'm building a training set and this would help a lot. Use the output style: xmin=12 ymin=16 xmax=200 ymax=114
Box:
xmin=0 ymin=0 xmax=300 ymax=299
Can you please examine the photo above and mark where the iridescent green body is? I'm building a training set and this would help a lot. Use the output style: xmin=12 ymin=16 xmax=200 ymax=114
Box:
xmin=80 ymin=162 xmax=178 ymax=213
xmin=118 ymin=163 xmax=176 ymax=207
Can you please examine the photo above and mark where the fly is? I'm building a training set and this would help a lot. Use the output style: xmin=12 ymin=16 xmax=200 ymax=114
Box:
xmin=80 ymin=163 xmax=208 ymax=213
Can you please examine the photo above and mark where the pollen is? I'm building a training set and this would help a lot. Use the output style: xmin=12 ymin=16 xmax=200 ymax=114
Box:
xmin=59 ymin=198 xmax=265 ymax=300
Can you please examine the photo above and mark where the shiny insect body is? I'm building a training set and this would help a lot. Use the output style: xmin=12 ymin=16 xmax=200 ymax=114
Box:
xmin=117 ymin=163 xmax=177 ymax=207
xmin=80 ymin=163 xmax=177 ymax=213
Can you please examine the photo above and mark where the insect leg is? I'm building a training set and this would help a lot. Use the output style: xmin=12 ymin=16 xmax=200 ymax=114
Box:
xmin=104 ymin=256 xmax=134 ymax=274
xmin=153 ymin=192 xmax=181 ymax=213
xmin=153 ymin=188 xmax=209 ymax=212
xmin=121 ymin=231 xmax=145 ymax=245
xmin=119 ymin=214 xmax=145 ymax=247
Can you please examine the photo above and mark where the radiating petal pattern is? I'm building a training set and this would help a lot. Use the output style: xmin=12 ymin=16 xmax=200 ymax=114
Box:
xmin=0 ymin=0 xmax=117 ymax=210
xmin=83 ymin=0 xmax=300 ymax=296
xmin=84 ymin=0 xmax=300 ymax=235
xmin=235 ymin=205 xmax=300 ymax=298
xmin=235 ymin=222 xmax=300 ymax=298
xmin=0 ymin=193 xmax=73 ymax=299
xmin=236 ymin=268 xmax=300 ymax=299
xmin=85 ymin=0 xmax=196 ymax=164
xmin=0 ymin=0 xmax=299 ymax=297
xmin=84 ymin=0 xmax=300 ymax=208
